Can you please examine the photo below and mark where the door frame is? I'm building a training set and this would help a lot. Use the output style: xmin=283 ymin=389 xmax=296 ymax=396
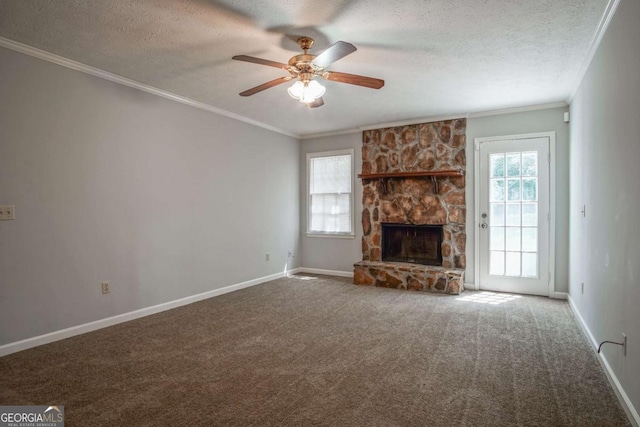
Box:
xmin=473 ymin=132 xmax=556 ymax=297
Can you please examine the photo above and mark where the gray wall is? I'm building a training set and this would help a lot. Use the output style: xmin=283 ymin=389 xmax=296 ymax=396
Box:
xmin=569 ymin=0 xmax=640 ymax=415
xmin=466 ymin=107 xmax=570 ymax=292
xmin=299 ymin=133 xmax=362 ymax=272
xmin=0 ymin=47 xmax=300 ymax=345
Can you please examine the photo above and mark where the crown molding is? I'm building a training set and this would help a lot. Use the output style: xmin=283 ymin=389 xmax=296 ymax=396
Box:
xmin=358 ymin=113 xmax=468 ymax=131
xmin=467 ymin=101 xmax=568 ymax=119
xmin=568 ymin=0 xmax=621 ymax=102
xmin=299 ymin=101 xmax=568 ymax=140
xmin=0 ymin=36 xmax=576 ymax=142
xmin=298 ymin=128 xmax=361 ymax=140
xmin=0 ymin=37 xmax=300 ymax=139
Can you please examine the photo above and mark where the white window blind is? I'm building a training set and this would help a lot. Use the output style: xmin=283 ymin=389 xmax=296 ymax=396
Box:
xmin=308 ymin=152 xmax=353 ymax=234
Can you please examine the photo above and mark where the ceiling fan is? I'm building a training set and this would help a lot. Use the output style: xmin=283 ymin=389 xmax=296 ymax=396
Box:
xmin=232 ymin=37 xmax=384 ymax=108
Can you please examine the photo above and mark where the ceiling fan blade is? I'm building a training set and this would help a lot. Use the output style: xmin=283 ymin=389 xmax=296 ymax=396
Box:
xmin=232 ymin=55 xmax=290 ymax=71
xmin=312 ymin=41 xmax=357 ymax=67
xmin=308 ymin=97 xmax=324 ymax=108
xmin=323 ymin=71 xmax=384 ymax=89
xmin=239 ymin=76 xmax=293 ymax=96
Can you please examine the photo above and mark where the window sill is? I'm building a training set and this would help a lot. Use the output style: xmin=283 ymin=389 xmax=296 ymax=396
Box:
xmin=306 ymin=232 xmax=355 ymax=239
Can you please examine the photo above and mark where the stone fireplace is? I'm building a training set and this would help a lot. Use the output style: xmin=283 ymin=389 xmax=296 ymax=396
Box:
xmin=353 ymin=119 xmax=466 ymax=294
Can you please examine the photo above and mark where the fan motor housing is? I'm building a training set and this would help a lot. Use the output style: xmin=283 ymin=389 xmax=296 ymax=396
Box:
xmin=288 ymin=54 xmax=316 ymax=69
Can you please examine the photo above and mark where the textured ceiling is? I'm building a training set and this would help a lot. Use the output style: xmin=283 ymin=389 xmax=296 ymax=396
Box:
xmin=0 ymin=0 xmax=608 ymax=137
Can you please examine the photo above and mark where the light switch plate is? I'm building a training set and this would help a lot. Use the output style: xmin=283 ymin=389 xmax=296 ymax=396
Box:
xmin=0 ymin=205 xmax=15 ymax=220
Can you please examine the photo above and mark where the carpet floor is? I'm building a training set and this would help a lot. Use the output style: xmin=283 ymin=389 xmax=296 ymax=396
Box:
xmin=0 ymin=274 xmax=631 ymax=426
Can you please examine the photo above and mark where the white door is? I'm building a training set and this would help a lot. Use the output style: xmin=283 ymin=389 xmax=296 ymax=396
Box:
xmin=477 ymin=135 xmax=552 ymax=296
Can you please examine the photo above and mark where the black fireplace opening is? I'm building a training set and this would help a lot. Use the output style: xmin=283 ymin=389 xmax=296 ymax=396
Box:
xmin=381 ymin=223 xmax=443 ymax=266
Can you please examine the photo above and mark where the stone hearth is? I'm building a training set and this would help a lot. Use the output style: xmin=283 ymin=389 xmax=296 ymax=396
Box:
xmin=354 ymin=119 xmax=466 ymax=294
xmin=354 ymin=261 xmax=464 ymax=294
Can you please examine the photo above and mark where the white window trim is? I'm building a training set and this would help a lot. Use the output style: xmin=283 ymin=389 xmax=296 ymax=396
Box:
xmin=306 ymin=148 xmax=355 ymax=238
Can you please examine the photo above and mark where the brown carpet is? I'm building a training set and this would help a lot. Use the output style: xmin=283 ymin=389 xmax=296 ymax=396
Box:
xmin=0 ymin=274 xmax=631 ymax=426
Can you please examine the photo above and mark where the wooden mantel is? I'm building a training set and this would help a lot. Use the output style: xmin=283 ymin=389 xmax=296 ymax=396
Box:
xmin=357 ymin=170 xmax=463 ymax=179
xmin=357 ymin=170 xmax=463 ymax=193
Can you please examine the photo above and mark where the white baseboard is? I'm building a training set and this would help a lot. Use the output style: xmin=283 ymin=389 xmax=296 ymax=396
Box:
xmin=567 ymin=295 xmax=639 ymax=427
xmin=551 ymin=291 xmax=568 ymax=300
xmin=0 ymin=270 xmax=293 ymax=357
xmin=460 ymin=284 xmax=567 ymax=299
xmin=296 ymin=267 xmax=354 ymax=278
xmin=567 ymin=294 xmax=600 ymax=348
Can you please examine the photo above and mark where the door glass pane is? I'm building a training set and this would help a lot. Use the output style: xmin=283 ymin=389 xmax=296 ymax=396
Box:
xmin=491 ymin=203 xmax=505 ymax=226
xmin=491 ymin=154 xmax=505 ymax=177
xmin=507 ymin=178 xmax=521 ymax=201
xmin=522 ymin=228 xmax=537 ymax=252
xmin=522 ymin=203 xmax=537 ymax=226
xmin=491 ymin=179 xmax=505 ymax=201
xmin=506 ymin=227 xmax=521 ymax=251
xmin=490 ymin=251 xmax=505 ymax=275
xmin=522 ymin=253 xmax=538 ymax=277
xmin=506 ymin=203 xmax=521 ymax=226
xmin=522 ymin=152 xmax=537 ymax=176
xmin=522 ymin=178 xmax=538 ymax=201
xmin=505 ymin=252 xmax=521 ymax=276
xmin=507 ymin=153 xmax=521 ymax=177
xmin=484 ymin=147 xmax=543 ymax=283
xmin=490 ymin=227 xmax=505 ymax=250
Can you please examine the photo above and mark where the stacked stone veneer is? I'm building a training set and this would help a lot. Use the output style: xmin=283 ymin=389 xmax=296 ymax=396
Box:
xmin=354 ymin=119 xmax=466 ymax=294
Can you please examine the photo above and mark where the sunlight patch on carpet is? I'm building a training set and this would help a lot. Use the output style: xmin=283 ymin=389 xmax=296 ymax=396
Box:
xmin=288 ymin=274 xmax=319 ymax=281
xmin=456 ymin=291 xmax=522 ymax=305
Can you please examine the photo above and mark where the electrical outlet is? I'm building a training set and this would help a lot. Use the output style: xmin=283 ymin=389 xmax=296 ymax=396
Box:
xmin=581 ymin=282 xmax=584 ymax=294
xmin=101 ymin=281 xmax=110 ymax=294
xmin=622 ymin=333 xmax=627 ymax=357
xmin=266 ymin=253 xmax=270 ymax=261
xmin=0 ymin=205 xmax=15 ymax=220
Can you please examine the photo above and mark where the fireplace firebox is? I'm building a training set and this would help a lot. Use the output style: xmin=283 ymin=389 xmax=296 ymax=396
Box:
xmin=381 ymin=223 xmax=443 ymax=266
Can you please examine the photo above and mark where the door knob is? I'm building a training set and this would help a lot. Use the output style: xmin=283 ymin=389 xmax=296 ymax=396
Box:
xmin=481 ymin=223 xmax=488 ymax=229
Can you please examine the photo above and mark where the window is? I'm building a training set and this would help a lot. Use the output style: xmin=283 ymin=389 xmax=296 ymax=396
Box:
xmin=307 ymin=149 xmax=354 ymax=237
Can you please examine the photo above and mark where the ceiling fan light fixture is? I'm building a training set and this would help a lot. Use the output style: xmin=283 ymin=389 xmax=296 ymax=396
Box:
xmin=288 ymin=80 xmax=325 ymax=104
xmin=287 ymin=81 xmax=304 ymax=99
xmin=233 ymin=37 xmax=384 ymax=107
